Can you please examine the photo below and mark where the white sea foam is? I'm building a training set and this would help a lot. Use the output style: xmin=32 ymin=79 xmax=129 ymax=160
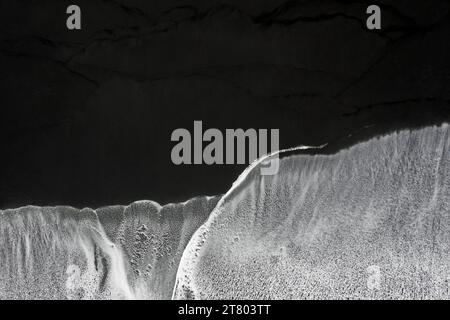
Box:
xmin=0 ymin=197 xmax=218 ymax=299
xmin=2 ymin=125 xmax=449 ymax=300
xmin=173 ymin=124 xmax=450 ymax=299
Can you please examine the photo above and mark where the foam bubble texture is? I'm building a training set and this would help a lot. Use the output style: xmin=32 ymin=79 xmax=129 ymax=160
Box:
xmin=174 ymin=125 xmax=450 ymax=299
xmin=0 ymin=197 xmax=218 ymax=299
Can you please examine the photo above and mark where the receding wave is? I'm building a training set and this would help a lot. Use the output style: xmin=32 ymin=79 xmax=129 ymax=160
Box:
xmin=0 ymin=196 xmax=218 ymax=299
xmin=2 ymin=125 xmax=449 ymax=300
xmin=173 ymin=124 xmax=450 ymax=300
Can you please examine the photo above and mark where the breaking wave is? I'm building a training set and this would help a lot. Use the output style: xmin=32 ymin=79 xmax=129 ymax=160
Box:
xmin=0 ymin=197 xmax=218 ymax=299
xmin=2 ymin=125 xmax=449 ymax=299
xmin=174 ymin=124 xmax=450 ymax=299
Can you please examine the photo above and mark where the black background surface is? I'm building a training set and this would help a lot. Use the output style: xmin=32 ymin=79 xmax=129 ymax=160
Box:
xmin=1 ymin=0 xmax=449 ymax=209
